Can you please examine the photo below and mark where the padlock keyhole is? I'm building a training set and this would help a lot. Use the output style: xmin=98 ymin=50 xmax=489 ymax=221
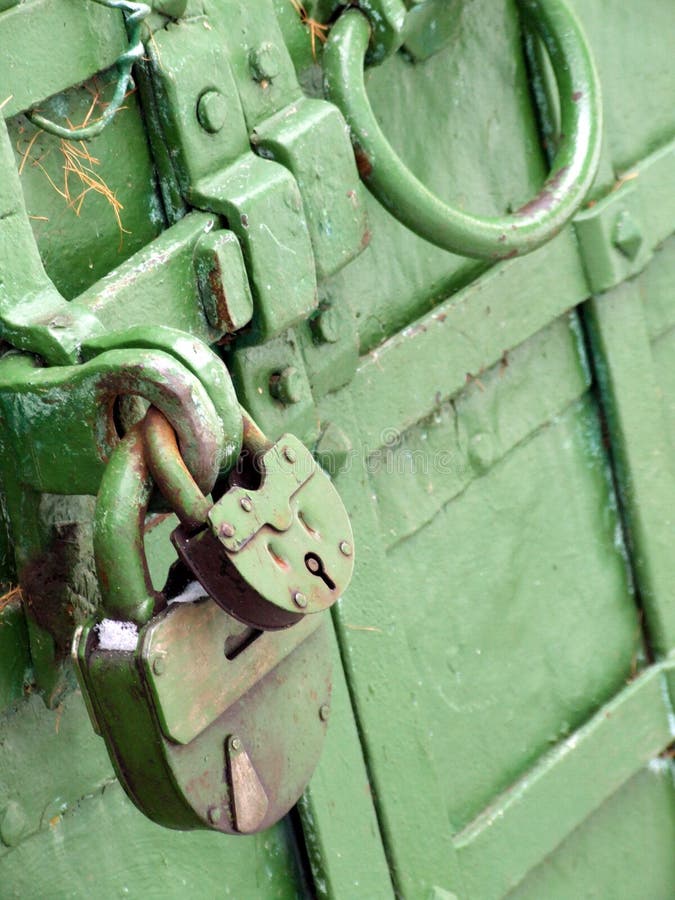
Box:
xmin=305 ymin=553 xmax=336 ymax=590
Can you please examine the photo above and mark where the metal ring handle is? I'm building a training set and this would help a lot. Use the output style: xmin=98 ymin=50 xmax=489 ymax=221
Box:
xmin=27 ymin=0 xmax=150 ymax=141
xmin=323 ymin=0 xmax=602 ymax=259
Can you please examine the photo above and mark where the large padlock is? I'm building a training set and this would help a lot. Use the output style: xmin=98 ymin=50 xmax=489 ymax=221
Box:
xmin=73 ymin=406 xmax=347 ymax=834
xmin=149 ymin=409 xmax=355 ymax=630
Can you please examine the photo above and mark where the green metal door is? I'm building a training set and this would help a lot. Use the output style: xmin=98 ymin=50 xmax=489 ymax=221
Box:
xmin=0 ymin=1 xmax=674 ymax=897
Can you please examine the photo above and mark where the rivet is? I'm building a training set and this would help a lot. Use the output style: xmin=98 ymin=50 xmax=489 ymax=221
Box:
xmin=293 ymin=591 xmax=307 ymax=609
xmin=612 ymin=210 xmax=643 ymax=260
xmin=283 ymin=446 xmax=297 ymax=464
xmin=249 ymin=42 xmax=282 ymax=82
xmin=231 ymin=736 xmax=242 ymax=752
xmin=197 ymin=90 xmax=228 ymax=134
xmin=339 ymin=541 xmax=352 ymax=557
xmin=319 ymin=703 xmax=330 ymax=722
xmin=207 ymin=806 xmax=222 ymax=825
xmin=312 ymin=306 xmax=340 ymax=344
xmin=220 ymin=522 xmax=236 ymax=538
xmin=240 ymin=497 xmax=253 ymax=512
xmin=152 ymin=657 xmax=165 ymax=676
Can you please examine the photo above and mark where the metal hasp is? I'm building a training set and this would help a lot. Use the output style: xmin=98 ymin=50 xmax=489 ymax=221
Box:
xmin=324 ymin=0 xmax=603 ymax=258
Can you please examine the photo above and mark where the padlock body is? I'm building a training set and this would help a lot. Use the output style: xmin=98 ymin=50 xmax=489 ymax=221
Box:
xmin=73 ymin=598 xmax=330 ymax=834
xmin=175 ymin=434 xmax=354 ymax=629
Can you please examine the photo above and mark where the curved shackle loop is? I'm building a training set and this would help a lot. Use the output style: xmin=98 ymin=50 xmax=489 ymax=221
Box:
xmin=27 ymin=0 xmax=150 ymax=141
xmin=95 ymin=404 xmax=268 ymax=624
xmin=323 ymin=0 xmax=602 ymax=260
xmin=83 ymin=326 xmax=244 ymax=476
xmin=142 ymin=405 xmax=272 ymax=531
xmin=90 ymin=347 xmax=225 ymax=496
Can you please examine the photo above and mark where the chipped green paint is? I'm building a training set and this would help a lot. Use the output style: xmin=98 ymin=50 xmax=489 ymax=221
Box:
xmin=1 ymin=0 xmax=674 ymax=896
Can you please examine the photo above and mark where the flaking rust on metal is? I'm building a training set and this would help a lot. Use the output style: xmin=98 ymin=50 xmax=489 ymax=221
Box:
xmin=207 ymin=264 xmax=236 ymax=332
xmin=21 ymin=516 xmax=99 ymax=653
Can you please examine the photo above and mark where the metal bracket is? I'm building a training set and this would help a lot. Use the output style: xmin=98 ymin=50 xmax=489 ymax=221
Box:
xmin=574 ymin=138 xmax=675 ymax=295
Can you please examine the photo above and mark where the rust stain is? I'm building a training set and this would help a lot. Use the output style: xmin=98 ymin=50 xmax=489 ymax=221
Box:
xmin=354 ymin=147 xmax=373 ymax=179
xmin=515 ymin=165 xmax=570 ymax=217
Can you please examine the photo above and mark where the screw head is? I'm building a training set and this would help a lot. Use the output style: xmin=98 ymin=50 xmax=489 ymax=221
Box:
xmin=219 ymin=522 xmax=236 ymax=539
xmin=249 ymin=42 xmax=282 ymax=82
xmin=197 ymin=90 xmax=228 ymax=134
xmin=339 ymin=541 xmax=352 ymax=557
xmin=293 ymin=591 xmax=307 ymax=609
xmin=207 ymin=806 xmax=222 ymax=825
xmin=312 ymin=306 xmax=340 ymax=344
xmin=230 ymin=736 xmax=242 ymax=752
xmin=283 ymin=445 xmax=297 ymax=464
xmin=240 ymin=497 xmax=253 ymax=512
xmin=270 ymin=367 xmax=305 ymax=406
xmin=319 ymin=703 xmax=330 ymax=722
xmin=152 ymin=656 xmax=166 ymax=676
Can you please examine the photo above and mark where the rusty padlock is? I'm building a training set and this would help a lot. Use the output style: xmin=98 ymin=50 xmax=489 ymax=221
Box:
xmin=74 ymin=409 xmax=335 ymax=834
xmin=145 ymin=409 xmax=355 ymax=630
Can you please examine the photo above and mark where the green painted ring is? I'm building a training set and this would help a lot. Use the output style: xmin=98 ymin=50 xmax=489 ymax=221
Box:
xmin=324 ymin=0 xmax=602 ymax=260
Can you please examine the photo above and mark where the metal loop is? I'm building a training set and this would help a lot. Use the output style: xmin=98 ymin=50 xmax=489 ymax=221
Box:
xmin=323 ymin=0 xmax=603 ymax=259
xmin=143 ymin=407 xmax=212 ymax=531
xmin=94 ymin=421 xmax=157 ymax=625
xmin=27 ymin=0 xmax=150 ymax=141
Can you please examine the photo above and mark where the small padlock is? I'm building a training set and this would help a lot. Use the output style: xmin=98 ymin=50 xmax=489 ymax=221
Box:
xmin=167 ymin=410 xmax=355 ymax=630
xmin=73 ymin=415 xmax=333 ymax=834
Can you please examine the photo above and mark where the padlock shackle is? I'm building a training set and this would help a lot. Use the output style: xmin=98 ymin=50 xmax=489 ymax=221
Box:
xmin=94 ymin=424 xmax=158 ymax=625
xmin=143 ymin=408 xmax=211 ymax=530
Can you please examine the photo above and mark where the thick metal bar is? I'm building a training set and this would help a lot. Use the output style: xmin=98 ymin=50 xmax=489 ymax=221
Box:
xmin=454 ymin=661 xmax=675 ymax=899
xmin=351 ymin=230 xmax=589 ymax=449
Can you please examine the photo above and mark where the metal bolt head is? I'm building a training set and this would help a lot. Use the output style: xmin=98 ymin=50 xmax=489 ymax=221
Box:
xmin=240 ymin=497 xmax=253 ymax=512
xmin=230 ymin=736 xmax=242 ymax=752
xmin=312 ymin=306 xmax=340 ymax=344
xmin=220 ymin=522 xmax=236 ymax=539
xmin=197 ymin=90 xmax=228 ymax=134
xmin=283 ymin=445 xmax=297 ymax=464
xmin=270 ymin=367 xmax=305 ymax=406
xmin=152 ymin=656 xmax=166 ymax=676
xmin=207 ymin=805 xmax=222 ymax=825
xmin=319 ymin=703 xmax=330 ymax=722
xmin=612 ymin=210 xmax=643 ymax=260
xmin=293 ymin=591 xmax=307 ymax=609
xmin=249 ymin=42 xmax=282 ymax=82
xmin=339 ymin=541 xmax=352 ymax=557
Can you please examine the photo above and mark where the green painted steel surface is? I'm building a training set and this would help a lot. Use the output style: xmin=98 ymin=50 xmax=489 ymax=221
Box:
xmin=0 ymin=0 xmax=674 ymax=897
